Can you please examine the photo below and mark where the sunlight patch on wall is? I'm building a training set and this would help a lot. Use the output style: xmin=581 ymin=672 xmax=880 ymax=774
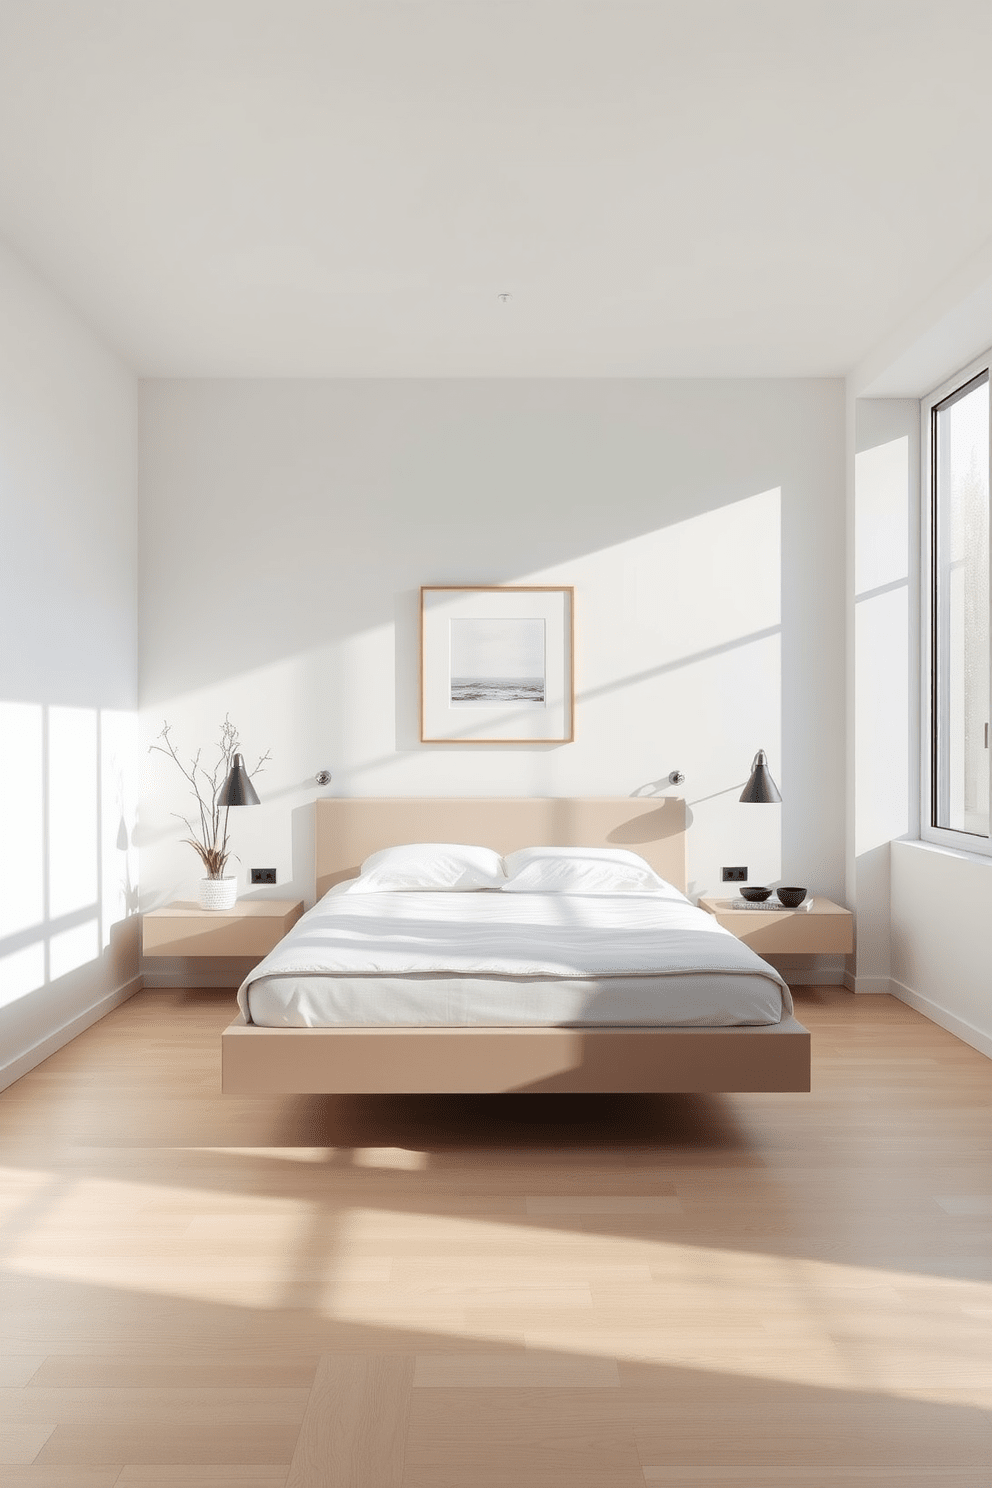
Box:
xmin=0 ymin=943 xmax=46 ymax=1011
xmin=0 ymin=702 xmax=44 ymax=937
xmin=631 ymin=488 xmax=782 ymax=651
xmin=0 ymin=702 xmax=137 ymax=1007
xmin=48 ymin=705 xmax=98 ymax=918
xmin=49 ymin=919 xmax=100 ymax=981
xmin=855 ymin=436 xmax=909 ymax=595
xmin=855 ymin=436 xmax=910 ymax=857
xmin=100 ymin=708 xmax=138 ymax=944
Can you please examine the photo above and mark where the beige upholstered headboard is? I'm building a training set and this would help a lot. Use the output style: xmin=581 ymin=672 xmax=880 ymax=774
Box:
xmin=315 ymin=797 xmax=686 ymax=900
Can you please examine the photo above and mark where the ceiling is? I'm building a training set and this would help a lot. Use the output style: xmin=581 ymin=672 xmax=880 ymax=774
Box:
xmin=0 ymin=0 xmax=990 ymax=378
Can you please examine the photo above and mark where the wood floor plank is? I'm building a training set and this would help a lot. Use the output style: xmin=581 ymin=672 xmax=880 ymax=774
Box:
xmin=28 ymin=1357 xmax=318 ymax=1389
xmin=525 ymin=1196 xmax=683 ymax=1215
xmin=286 ymin=1353 xmax=413 ymax=1488
xmin=0 ymin=1422 xmax=56 ymax=1465
xmin=36 ymin=1424 xmax=300 ymax=1467
xmin=935 ymin=1196 xmax=992 ymax=1216
xmin=413 ymin=1351 xmax=621 ymax=1388
xmin=0 ymin=1386 xmax=310 ymax=1427
xmin=389 ymin=1258 xmax=654 ymax=1284
xmin=117 ymin=1469 xmax=288 ymax=1486
xmin=642 ymin=1471 xmax=992 ymax=1484
xmin=631 ymin=1397 xmax=992 ymax=1467
xmin=0 ymin=1357 xmax=45 ymax=1387
xmin=404 ymin=1388 xmax=640 ymax=1471
xmin=401 ymin=1473 xmax=647 ymax=1488
xmin=0 ymin=1470 xmax=122 ymax=1487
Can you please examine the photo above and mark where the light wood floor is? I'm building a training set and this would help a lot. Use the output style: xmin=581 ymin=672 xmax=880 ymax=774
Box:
xmin=1 ymin=986 xmax=991 ymax=1487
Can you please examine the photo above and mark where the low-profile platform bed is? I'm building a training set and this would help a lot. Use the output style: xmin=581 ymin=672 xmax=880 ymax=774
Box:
xmin=221 ymin=797 xmax=810 ymax=1095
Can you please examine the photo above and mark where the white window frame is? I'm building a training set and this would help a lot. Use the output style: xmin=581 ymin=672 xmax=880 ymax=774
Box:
xmin=920 ymin=349 xmax=992 ymax=857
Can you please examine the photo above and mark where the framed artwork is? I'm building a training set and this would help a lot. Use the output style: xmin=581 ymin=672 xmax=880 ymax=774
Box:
xmin=420 ymin=585 xmax=574 ymax=744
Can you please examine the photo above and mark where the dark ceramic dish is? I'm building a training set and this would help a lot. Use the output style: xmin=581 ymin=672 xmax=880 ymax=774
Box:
xmin=740 ymin=885 xmax=772 ymax=902
xmin=776 ymin=886 xmax=807 ymax=908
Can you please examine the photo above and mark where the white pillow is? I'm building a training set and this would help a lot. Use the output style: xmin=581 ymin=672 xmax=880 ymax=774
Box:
xmin=501 ymin=845 xmax=682 ymax=897
xmin=349 ymin=842 xmax=506 ymax=892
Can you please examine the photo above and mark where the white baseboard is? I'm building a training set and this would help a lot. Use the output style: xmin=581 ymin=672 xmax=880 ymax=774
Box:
xmin=842 ymin=970 xmax=892 ymax=994
xmin=0 ymin=975 xmax=144 ymax=1093
xmin=890 ymin=978 xmax=992 ymax=1060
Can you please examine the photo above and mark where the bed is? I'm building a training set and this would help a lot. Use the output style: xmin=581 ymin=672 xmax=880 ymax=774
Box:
xmin=221 ymin=797 xmax=810 ymax=1095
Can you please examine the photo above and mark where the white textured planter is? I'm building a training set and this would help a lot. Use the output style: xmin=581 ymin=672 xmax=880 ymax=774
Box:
xmin=197 ymin=876 xmax=238 ymax=911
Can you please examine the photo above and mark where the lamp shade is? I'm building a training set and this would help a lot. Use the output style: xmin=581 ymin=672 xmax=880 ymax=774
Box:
xmin=218 ymin=753 xmax=260 ymax=807
xmin=739 ymin=749 xmax=782 ymax=804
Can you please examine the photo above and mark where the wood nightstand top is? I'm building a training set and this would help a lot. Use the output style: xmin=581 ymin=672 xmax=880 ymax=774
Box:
xmin=697 ymin=895 xmax=853 ymax=955
xmin=142 ymin=898 xmax=304 ymax=958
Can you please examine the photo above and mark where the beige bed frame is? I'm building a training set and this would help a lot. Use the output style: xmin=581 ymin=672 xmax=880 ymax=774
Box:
xmin=221 ymin=797 xmax=810 ymax=1095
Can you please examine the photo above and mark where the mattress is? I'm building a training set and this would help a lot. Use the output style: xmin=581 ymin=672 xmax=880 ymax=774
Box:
xmin=246 ymin=969 xmax=788 ymax=1028
xmin=239 ymin=883 xmax=792 ymax=1029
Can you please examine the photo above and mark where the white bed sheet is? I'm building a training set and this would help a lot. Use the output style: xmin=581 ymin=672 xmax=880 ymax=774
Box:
xmin=238 ymin=884 xmax=792 ymax=1029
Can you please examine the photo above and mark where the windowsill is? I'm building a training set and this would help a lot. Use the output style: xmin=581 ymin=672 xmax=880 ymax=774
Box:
xmin=892 ymin=837 xmax=992 ymax=869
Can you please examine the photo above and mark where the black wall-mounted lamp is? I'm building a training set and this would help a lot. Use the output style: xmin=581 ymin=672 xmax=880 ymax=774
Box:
xmin=739 ymin=749 xmax=781 ymax=804
xmin=218 ymin=753 xmax=261 ymax=808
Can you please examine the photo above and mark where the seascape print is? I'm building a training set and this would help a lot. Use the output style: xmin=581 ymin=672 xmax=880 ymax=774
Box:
xmin=450 ymin=677 xmax=546 ymax=704
xmin=450 ymin=617 xmax=546 ymax=706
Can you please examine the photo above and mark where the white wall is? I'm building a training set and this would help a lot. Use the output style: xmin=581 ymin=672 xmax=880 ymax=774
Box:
xmin=890 ymin=839 xmax=992 ymax=1059
xmin=138 ymin=378 xmax=846 ymax=980
xmin=0 ymin=238 xmax=139 ymax=1090
xmin=848 ymin=398 xmax=917 ymax=992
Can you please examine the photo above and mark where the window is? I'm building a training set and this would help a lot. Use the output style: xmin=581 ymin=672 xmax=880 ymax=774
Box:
xmin=924 ymin=356 xmax=991 ymax=851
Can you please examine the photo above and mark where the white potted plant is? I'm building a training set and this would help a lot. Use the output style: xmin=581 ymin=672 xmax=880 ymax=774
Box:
xmin=150 ymin=717 xmax=270 ymax=910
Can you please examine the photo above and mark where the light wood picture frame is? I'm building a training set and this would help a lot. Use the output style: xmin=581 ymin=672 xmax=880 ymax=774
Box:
xmin=420 ymin=585 xmax=574 ymax=743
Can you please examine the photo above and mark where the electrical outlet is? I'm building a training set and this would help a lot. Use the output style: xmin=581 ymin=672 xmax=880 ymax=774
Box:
xmin=251 ymin=868 xmax=277 ymax=885
xmin=722 ymin=866 xmax=748 ymax=882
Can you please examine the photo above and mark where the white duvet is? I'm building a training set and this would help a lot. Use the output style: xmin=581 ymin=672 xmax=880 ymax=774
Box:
xmin=237 ymin=884 xmax=792 ymax=1026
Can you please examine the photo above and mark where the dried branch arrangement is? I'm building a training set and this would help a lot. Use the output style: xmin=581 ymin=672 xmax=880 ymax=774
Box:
xmin=150 ymin=717 xmax=271 ymax=880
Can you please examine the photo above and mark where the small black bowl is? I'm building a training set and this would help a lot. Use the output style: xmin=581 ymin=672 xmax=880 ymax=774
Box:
xmin=740 ymin=885 xmax=772 ymax=902
xmin=776 ymin=886 xmax=807 ymax=908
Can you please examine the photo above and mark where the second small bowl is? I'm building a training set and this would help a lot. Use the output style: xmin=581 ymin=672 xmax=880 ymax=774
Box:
xmin=740 ymin=885 xmax=772 ymax=902
xmin=776 ymin=886 xmax=807 ymax=908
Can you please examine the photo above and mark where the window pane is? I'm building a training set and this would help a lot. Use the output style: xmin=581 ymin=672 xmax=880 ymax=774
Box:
xmin=933 ymin=372 xmax=990 ymax=835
